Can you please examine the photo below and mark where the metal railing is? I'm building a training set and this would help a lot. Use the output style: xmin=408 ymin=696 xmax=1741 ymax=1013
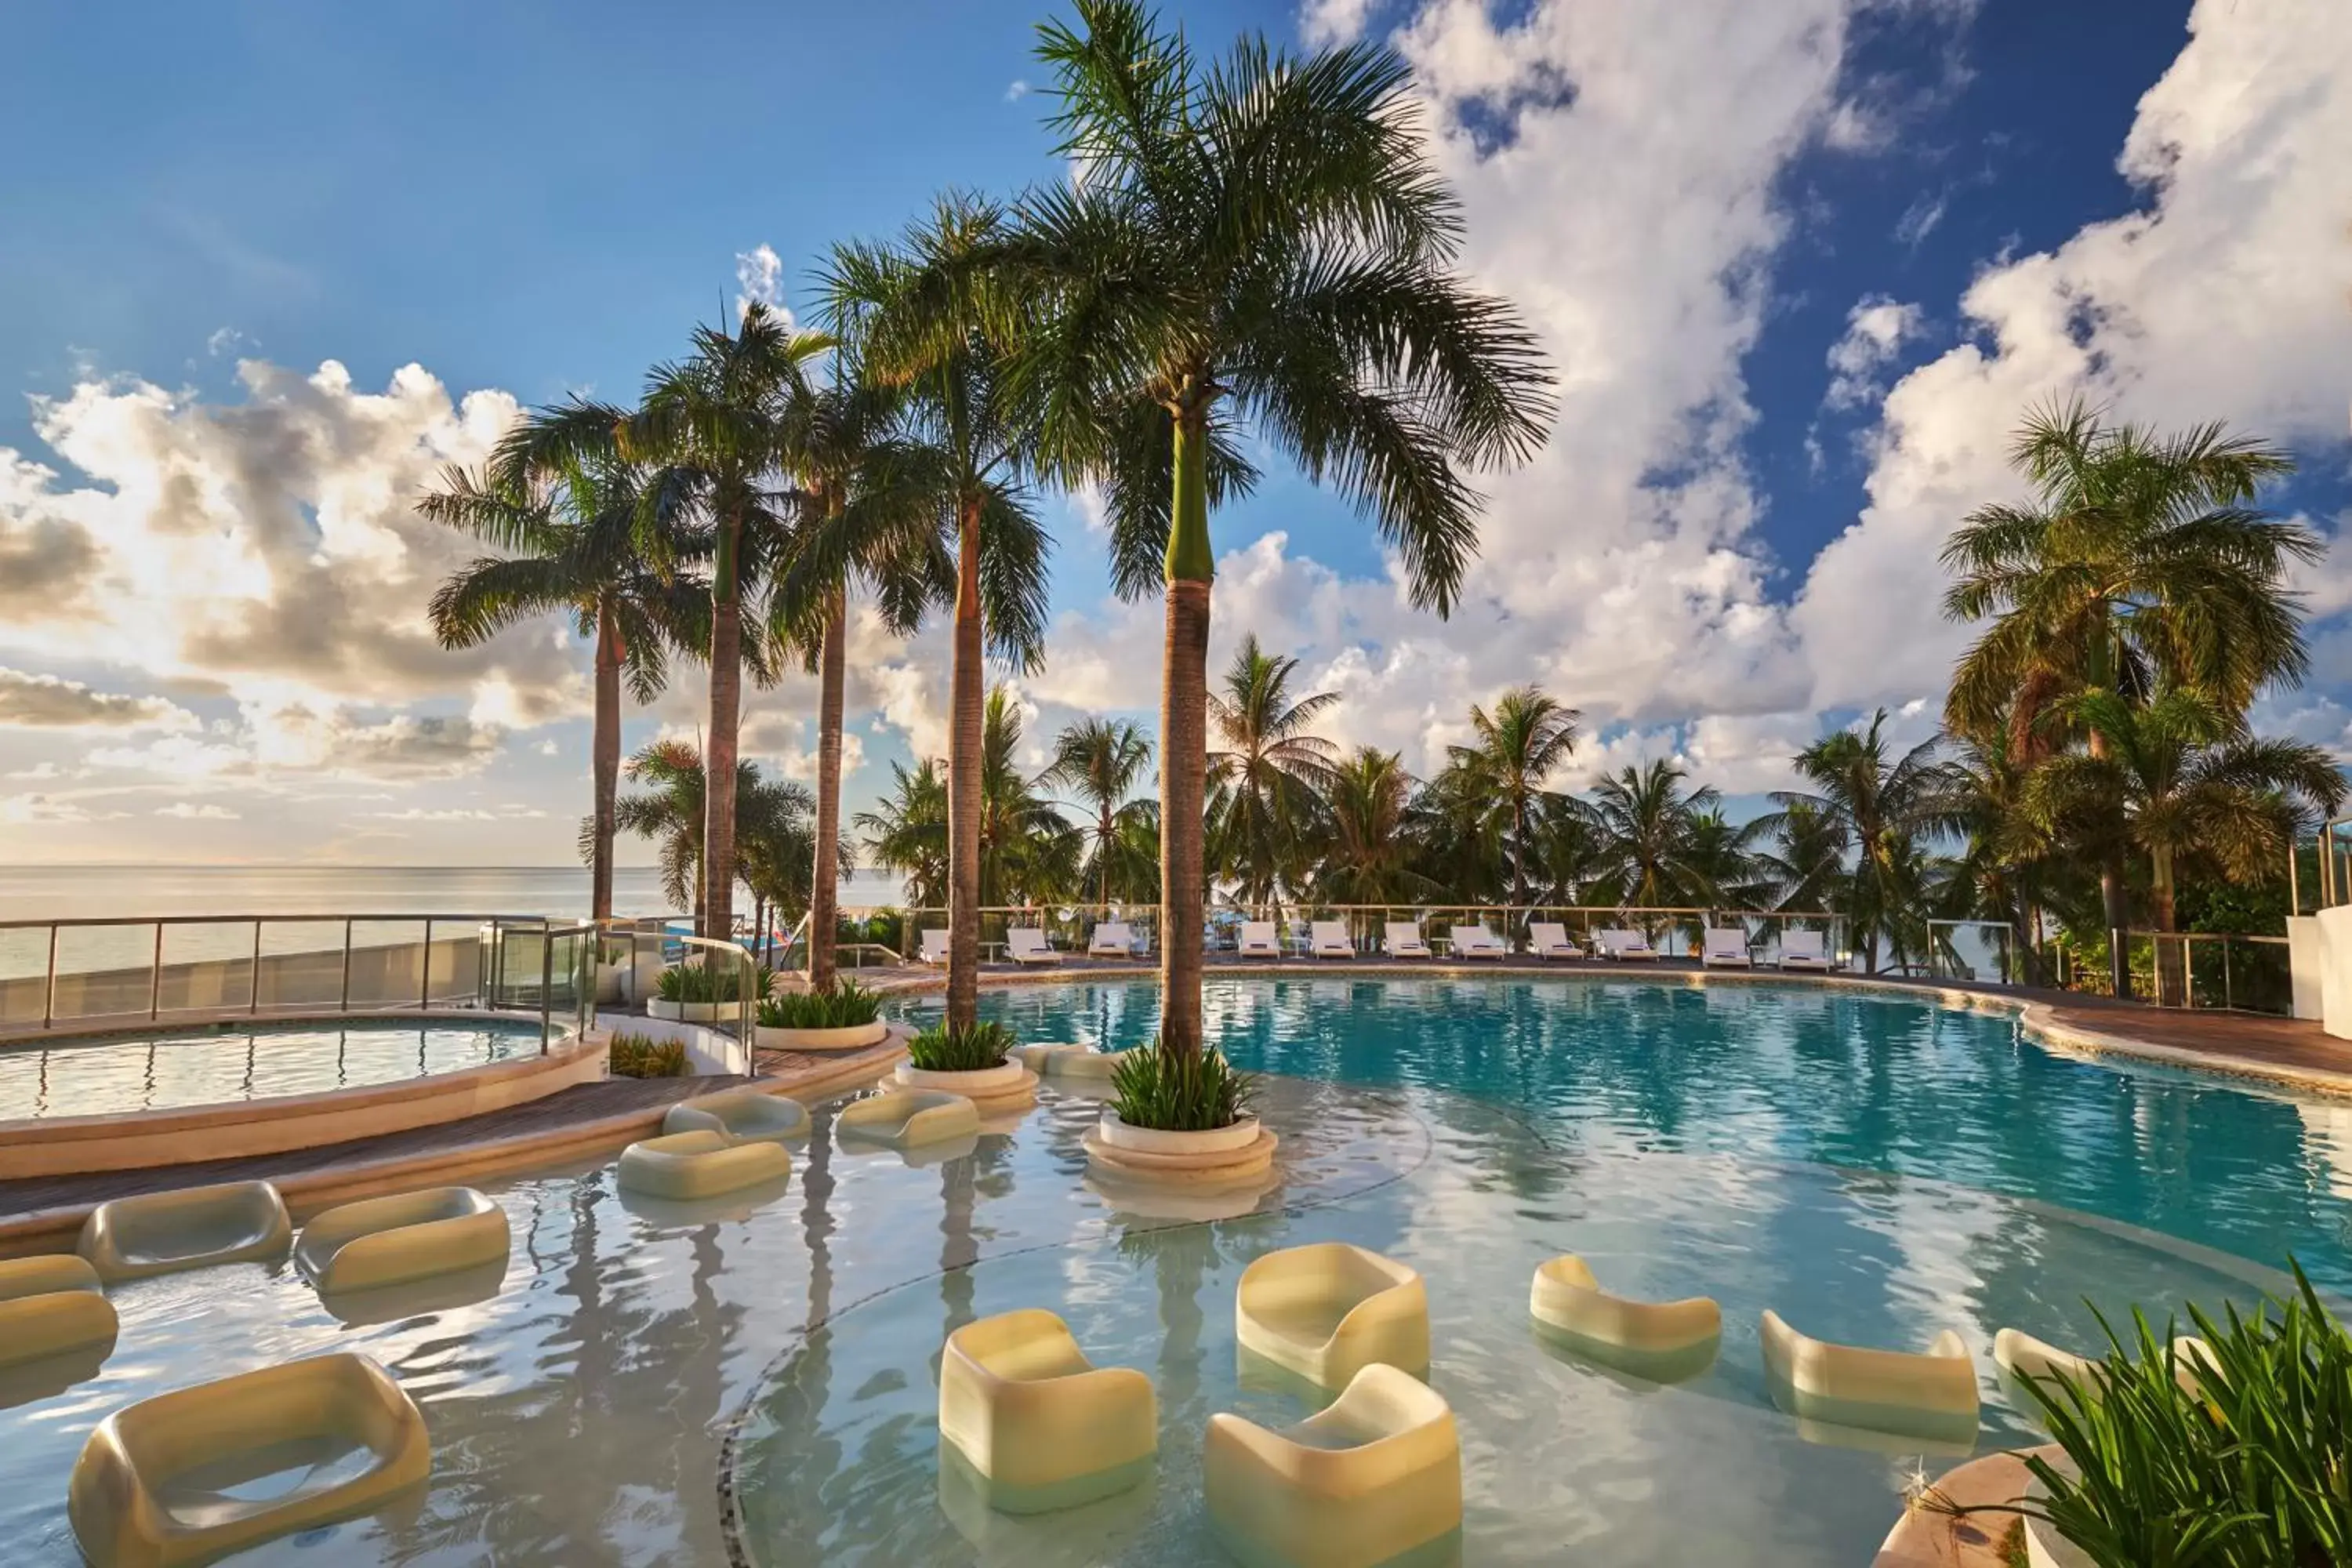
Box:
xmin=2034 ymin=929 xmax=2294 ymax=1015
xmin=0 ymin=912 xmax=597 ymax=1049
xmin=593 ymin=919 xmax=759 ymax=1054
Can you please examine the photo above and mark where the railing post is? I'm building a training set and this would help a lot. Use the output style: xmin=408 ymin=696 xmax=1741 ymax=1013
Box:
xmin=2223 ymin=938 xmax=2234 ymax=1012
xmin=339 ymin=918 xmax=353 ymax=1013
xmin=148 ymin=922 xmax=162 ymax=1021
xmin=539 ymin=929 xmax=553 ymax=1055
xmin=249 ymin=918 xmax=263 ymax=1014
xmin=42 ymin=922 xmax=56 ymax=1029
xmin=419 ymin=918 xmax=434 ymax=1011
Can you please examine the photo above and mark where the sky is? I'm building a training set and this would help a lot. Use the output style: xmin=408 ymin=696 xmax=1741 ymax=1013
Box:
xmin=0 ymin=0 xmax=2347 ymax=868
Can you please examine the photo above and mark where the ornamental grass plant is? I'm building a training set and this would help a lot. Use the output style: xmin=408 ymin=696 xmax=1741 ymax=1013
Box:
xmin=757 ymin=979 xmax=884 ymax=1029
xmin=1108 ymin=1041 xmax=1256 ymax=1132
xmin=906 ymin=1018 xmax=1015 ymax=1073
xmin=608 ymin=1033 xmax=689 ymax=1078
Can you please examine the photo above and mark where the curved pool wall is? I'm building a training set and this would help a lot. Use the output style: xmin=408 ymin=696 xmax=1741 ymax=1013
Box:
xmin=0 ymin=1014 xmax=600 ymax=1179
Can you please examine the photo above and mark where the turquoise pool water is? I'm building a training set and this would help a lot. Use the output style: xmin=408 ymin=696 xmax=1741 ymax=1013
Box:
xmin=0 ymin=977 xmax=2336 ymax=1564
xmin=0 ymin=1019 xmax=542 ymax=1120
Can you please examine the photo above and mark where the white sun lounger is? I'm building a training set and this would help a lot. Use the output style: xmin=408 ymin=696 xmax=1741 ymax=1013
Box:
xmin=1701 ymin=927 xmax=1752 ymax=968
xmin=1383 ymin=922 xmax=1431 ymax=959
xmin=1594 ymin=927 xmax=1659 ymax=960
xmin=917 ymin=927 xmax=949 ymax=967
xmin=1087 ymin=921 xmax=1137 ymax=958
xmin=1238 ymin=921 xmax=1282 ymax=959
xmin=1310 ymin=920 xmax=1356 ymax=960
xmin=1527 ymin=922 xmax=1583 ymax=960
xmin=1778 ymin=929 xmax=1833 ymax=971
xmin=1450 ymin=925 xmax=1508 ymax=960
xmin=1006 ymin=927 xmax=1061 ymax=966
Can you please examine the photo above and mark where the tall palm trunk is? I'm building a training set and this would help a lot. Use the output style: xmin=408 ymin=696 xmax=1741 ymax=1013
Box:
xmin=946 ymin=497 xmax=985 ymax=1029
xmin=2083 ymin=610 xmax=2132 ymax=998
xmin=1160 ymin=405 xmax=1214 ymax=1060
xmin=1098 ymin=801 xmax=1114 ymax=908
xmin=704 ymin=514 xmax=742 ymax=942
xmin=590 ymin=598 xmax=622 ymax=924
xmin=809 ymin=575 xmax=848 ymax=991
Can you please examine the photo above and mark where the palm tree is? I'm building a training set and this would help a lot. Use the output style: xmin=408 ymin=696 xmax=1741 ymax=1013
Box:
xmin=1943 ymin=727 xmax=2053 ymax=983
xmin=616 ymin=303 xmax=831 ymax=942
xmin=1007 ymin=0 xmax=1555 ymax=1058
xmin=608 ymin=739 xmax=711 ymax=915
xmin=2025 ymin=688 xmax=2345 ymax=936
xmin=1942 ymin=397 xmax=2316 ymax=991
xmin=1207 ymin=636 xmax=1342 ymax=909
xmin=419 ymin=419 xmax=698 ymax=923
xmin=1444 ymin=686 xmax=1581 ymax=906
xmin=1040 ymin=717 xmax=1158 ymax=906
xmin=1768 ymin=711 xmax=1958 ymax=975
xmin=608 ymin=739 xmax=821 ymax=933
xmin=1312 ymin=748 xmax=1441 ymax=906
xmin=822 ymin=202 xmax=1052 ymax=1033
xmin=857 ymin=760 xmax=949 ymax=913
xmin=1585 ymin=760 xmax=1723 ymax=912
xmin=976 ymin=687 xmax=1078 ymax=908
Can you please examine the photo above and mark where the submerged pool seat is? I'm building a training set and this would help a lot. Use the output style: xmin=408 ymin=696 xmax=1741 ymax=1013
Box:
xmin=1759 ymin=1309 xmax=1980 ymax=1443
xmin=1204 ymin=1362 xmax=1461 ymax=1568
xmin=67 ymin=1351 xmax=430 ymax=1568
xmin=617 ymin=1129 xmax=792 ymax=1201
xmin=78 ymin=1180 xmax=294 ymax=1284
xmin=295 ymin=1187 xmax=510 ymax=1297
xmin=1235 ymin=1243 xmax=1429 ymax=1392
xmin=937 ymin=1308 xmax=1156 ymax=1515
xmin=0 ymin=1254 xmax=118 ymax=1367
xmin=836 ymin=1087 xmax=982 ymax=1150
xmin=1013 ymin=1043 xmax=1131 ymax=1082
xmin=1528 ymin=1255 xmax=1720 ymax=1381
xmin=662 ymin=1087 xmax=811 ymax=1145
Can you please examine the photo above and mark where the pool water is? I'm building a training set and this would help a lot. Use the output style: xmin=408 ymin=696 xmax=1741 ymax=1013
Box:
xmin=0 ymin=978 xmax=2337 ymax=1566
xmin=0 ymin=1020 xmax=541 ymax=1120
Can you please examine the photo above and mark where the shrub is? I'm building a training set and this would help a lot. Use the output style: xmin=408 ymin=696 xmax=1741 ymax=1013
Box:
xmin=608 ymin=1032 xmax=689 ymax=1078
xmin=758 ymin=979 xmax=884 ymax=1030
xmin=1993 ymin=1260 xmax=2352 ymax=1567
xmin=906 ymin=1018 xmax=1015 ymax=1073
xmin=1109 ymin=1042 xmax=1256 ymax=1132
xmin=655 ymin=962 xmax=767 ymax=1004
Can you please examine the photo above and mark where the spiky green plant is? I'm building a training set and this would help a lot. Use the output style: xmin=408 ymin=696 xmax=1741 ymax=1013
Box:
xmin=1108 ymin=1042 xmax=1256 ymax=1132
xmin=906 ymin=1018 xmax=1016 ymax=1073
xmin=608 ymin=1033 xmax=690 ymax=1078
xmin=758 ymin=979 xmax=884 ymax=1030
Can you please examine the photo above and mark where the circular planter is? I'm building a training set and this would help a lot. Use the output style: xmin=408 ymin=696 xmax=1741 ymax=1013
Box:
xmin=894 ymin=1060 xmax=1039 ymax=1112
xmin=646 ymin=1000 xmax=683 ymax=1022
xmin=681 ymin=1001 xmax=727 ymax=1025
xmin=756 ymin=1020 xmax=891 ymax=1054
xmin=1096 ymin=1112 xmax=1263 ymax=1155
xmin=2024 ymin=1460 xmax=2092 ymax=1568
xmin=1083 ymin=1112 xmax=1277 ymax=1186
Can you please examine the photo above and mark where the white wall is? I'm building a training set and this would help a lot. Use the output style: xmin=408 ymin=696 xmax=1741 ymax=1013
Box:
xmin=601 ymin=1014 xmax=750 ymax=1076
xmin=2290 ymin=909 xmax=2352 ymax=1041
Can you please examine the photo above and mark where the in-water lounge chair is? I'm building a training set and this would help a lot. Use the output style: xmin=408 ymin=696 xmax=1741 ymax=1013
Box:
xmin=618 ymin=1130 xmax=792 ymax=1201
xmin=1205 ymin=1363 xmax=1461 ymax=1568
xmin=916 ymin=927 xmax=949 ymax=967
xmin=1237 ymin=921 xmax=1283 ymax=960
xmin=662 ymin=1087 xmax=811 ymax=1145
xmin=938 ymin=1308 xmax=1157 ymax=1515
xmin=1015 ymin=1042 xmax=1132 ymax=1080
xmin=78 ymin=1180 xmax=294 ymax=1283
xmin=1759 ymin=1308 xmax=1980 ymax=1443
xmin=69 ymin=1352 xmax=430 ymax=1568
xmin=837 ymin=1087 xmax=982 ymax=1149
xmin=1451 ymin=924 xmax=1508 ymax=960
xmin=1528 ymin=921 xmax=1583 ymax=960
xmin=1778 ymin=929 xmax=1834 ymax=971
xmin=1701 ymin=927 xmax=1753 ymax=968
xmin=1006 ymin=927 xmax=1062 ymax=966
xmin=1087 ymin=921 xmax=1137 ymax=959
xmin=1383 ymin=921 xmax=1432 ymax=959
xmin=1593 ymin=927 xmax=1660 ymax=961
xmin=295 ymin=1186 xmax=511 ymax=1297
xmin=1309 ymin=921 xmax=1356 ymax=960
xmin=1530 ymin=1255 xmax=1719 ymax=1381
xmin=0 ymin=1255 xmax=117 ymax=1369
xmin=1236 ymin=1241 xmax=1429 ymax=1390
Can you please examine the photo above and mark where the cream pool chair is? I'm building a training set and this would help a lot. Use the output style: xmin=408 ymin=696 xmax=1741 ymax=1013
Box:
xmin=1529 ymin=1256 xmax=1720 ymax=1382
xmin=662 ymin=1087 xmax=811 ymax=1145
xmin=69 ymin=1352 xmax=429 ymax=1568
xmin=1450 ymin=924 xmax=1508 ymax=960
xmin=296 ymin=1187 xmax=510 ymax=1297
xmin=1593 ymin=927 xmax=1659 ymax=961
xmin=1777 ymin=929 xmax=1833 ymax=971
xmin=1205 ymin=1362 xmax=1461 ymax=1568
xmin=837 ymin=1087 xmax=982 ymax=1149
xmin=1382 ymin=922 xmax=1431 ymax=959
xmin=1237 ymin=921 xmax=1283 ymax=959
xmin=618 ymin=1129 xmax=792 ymax=1201
xmin=1006 ymin=927 xmax=1062 ymax=966
xmin=1308 ymin=921 xmax=1356 ymax=960
xmin=938 ymin=1308 xmax=1156 ymax=1515
xmin=1236 ymin=1242 xmax=1428 ymax=1391
xmin=1527 ymin=922 xmax=1583 ymax=960
xmin=1087 ymin=921 xmax=1138 ymax=958
xmin=1700 ymin=927 xmax=1753 ymax=967
xmin=1760 ymin=1309 xmax=1980 ymax=1443
xmin=0 ymin=1255 xmax=117 ymax=1368
xmin=78 ymin=1180 xmax=293 ymax=1284
xmin=1015 ymin=1042 xmax=1132 ymax=1081
xmin=917 ymin=927 xmax=950 ymax=966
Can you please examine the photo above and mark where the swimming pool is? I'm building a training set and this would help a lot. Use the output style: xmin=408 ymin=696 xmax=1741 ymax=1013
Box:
xmin=0 ymin=978 xmax=2335 ymax=1564
xmin=0 ymin=1019 xmax=540 ymax=1120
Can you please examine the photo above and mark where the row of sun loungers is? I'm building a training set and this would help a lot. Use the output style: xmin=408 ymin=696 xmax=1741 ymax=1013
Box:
xmin=909 ymin=921 xmax=1840 ymax=969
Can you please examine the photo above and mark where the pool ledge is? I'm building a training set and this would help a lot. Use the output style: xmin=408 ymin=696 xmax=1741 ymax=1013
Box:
xmin=0 ymin=1012 xmax=601 ymax=1181
xmin=1869 ymin=1447 xmax=2045 ymax=1568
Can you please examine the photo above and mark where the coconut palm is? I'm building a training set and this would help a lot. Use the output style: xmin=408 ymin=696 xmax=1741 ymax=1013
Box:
xmin=1754 ymin=799 xmax=1850 ymax=916
xmin=1312 ymin=748 xmax=1441 ymax=906
xmin=611 ymin=303 xmax=831 ymax=942
xmin=1207 ymin=635 xmax=1341 ymax=909
xmin=1766 ymin=711 xmax=1960 ymax=975
xmin=1585 ymin=761 xmax=1724 ymax=912
xmin=1444 ymin=686 xmax=1581 ymax=906
xmin=821 ymin=202 xmax=1053 ymax=1032
xmin=1943 ymin=727 xmax=2055 ymax=983
xmin=1942 ymin=398 xmax=2316 ymax=990
xmin=606 ymin=737 xmax=823 ymax=931
xmin=1007 ymin=0 xmax=1555 ymax=1057
xmin=1040 ymin=717 xmax=1159 ymax=906
xmin=420 ymin=420 xmax=699 ymax=923
xmin=857 ymin=760 xmax=949 ymax=914
xmin=977 ymin=687 xmax=1080 ymax=908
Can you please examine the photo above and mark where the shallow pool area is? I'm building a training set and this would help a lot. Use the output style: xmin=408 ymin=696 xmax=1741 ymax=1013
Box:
xmin=0 ymin=1019 xmax=541 ymax=1121
xmin=0 ymin=977 xmax=2339 ymax=1564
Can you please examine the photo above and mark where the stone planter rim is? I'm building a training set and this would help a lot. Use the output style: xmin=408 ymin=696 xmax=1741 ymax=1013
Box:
xmin=754 ymin=1020 xmax=890 ymax=1054
xmin=1098 ymin=1110 xmax=1261 ymax=1155
xmin=896 ymin=1060 xmax=1032 ymax=1094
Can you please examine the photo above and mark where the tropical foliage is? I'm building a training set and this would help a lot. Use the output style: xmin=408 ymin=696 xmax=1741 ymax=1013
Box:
xmin=607 ymin=1033 xmax=690 ymax=1078
xmin=757 ymin=979 xmax=883 ymax=1030
xmin=1109 ymin=1043 xmax=1257 ymax=1134
xmin=905 ymin=1018 xmax=1018 ymax=1073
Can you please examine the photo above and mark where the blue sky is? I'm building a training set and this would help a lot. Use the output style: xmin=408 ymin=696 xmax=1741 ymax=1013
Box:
xmin=1 ymin=0 xmax=2346 ymax=865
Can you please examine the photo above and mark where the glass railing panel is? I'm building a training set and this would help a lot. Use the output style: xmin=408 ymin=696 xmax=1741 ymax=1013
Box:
xmin=425 ymin=922 xmax=481 ymax=1007
xmin=0 ymin=927 xmax=52 ymax=1029
xmin=49 ymin=922 xmax=162 ymax=1025
xmin=254 ymin=920 xmax=345 ymax=1012
xmin=154 ymin=920 xmax=256 ymax=1014
xmin=346 ymin=919 xmax=429 ymax=1008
